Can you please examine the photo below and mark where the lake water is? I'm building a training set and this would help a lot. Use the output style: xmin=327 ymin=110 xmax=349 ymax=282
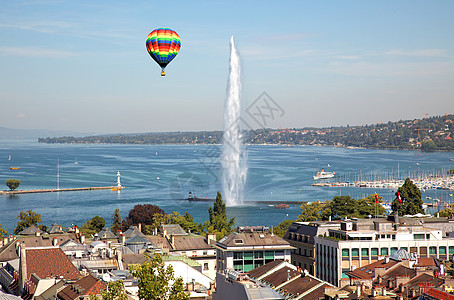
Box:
xmin=1 ymin=139 xmax=453 ymax=233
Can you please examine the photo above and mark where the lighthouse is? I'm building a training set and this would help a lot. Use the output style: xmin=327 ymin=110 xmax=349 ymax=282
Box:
xmin=117 ymin=171 xmax=122 ymax=188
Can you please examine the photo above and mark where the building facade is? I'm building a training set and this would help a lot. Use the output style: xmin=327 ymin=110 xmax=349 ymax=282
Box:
xmin=314 ymin=216 xmax=454 ymax=287
xmin=216 ymin=226 xmax=294 ymax=273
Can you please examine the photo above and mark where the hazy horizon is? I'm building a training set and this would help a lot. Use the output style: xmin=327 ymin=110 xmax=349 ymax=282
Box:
xmin=1 ymin=1 xmax=453 ymax=133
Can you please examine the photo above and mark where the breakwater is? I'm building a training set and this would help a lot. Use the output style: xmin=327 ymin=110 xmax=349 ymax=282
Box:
xmin=0 ymin=186 xmax=120 ymax=195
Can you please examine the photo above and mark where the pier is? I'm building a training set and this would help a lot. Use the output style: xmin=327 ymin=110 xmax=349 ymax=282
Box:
xmin=0 ymin=186 xmax=121 ymax=195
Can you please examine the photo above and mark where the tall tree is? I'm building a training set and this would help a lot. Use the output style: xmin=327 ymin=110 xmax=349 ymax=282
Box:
xmin=94 ymin=280 xmax=128 ymax=300
xmin=391 ymin=178 xmax=423 ymax=216
xmin=207 ymin=192 xmax=235 ymax=239
xmin=15 ymin=210 xmax=42 ymax=234
xmin=129 ymin=253 xmax=189 ymax=300
xmin=111 ymin=208 xmax=122 ymax=232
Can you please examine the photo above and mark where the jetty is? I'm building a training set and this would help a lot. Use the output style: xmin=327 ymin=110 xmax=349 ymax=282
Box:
xmin=0 ymin=186 xmax=120 ymax=195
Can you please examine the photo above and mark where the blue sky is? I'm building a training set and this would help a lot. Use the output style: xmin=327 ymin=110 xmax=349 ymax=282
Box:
xmin=0 ymin=0 xmax=453 ymax=134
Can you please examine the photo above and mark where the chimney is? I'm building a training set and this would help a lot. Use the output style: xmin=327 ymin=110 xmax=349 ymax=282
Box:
xmin=138 ymin=223 xmax=142 ymax=233
xmin=80 ymin=234 xmax=85 ymax=244
xmin=154 ymin=227 xmax=158 ymax=236
xmin=19 ymin=245 xmax=27 ymax=293
xmin=206 ymin=234 xmax=216 ymax=244
xmin=382 ymin=287 xmax=386 ymax=296
xmin=171 ymin=235 xmax=175 ymax=248
xmin=329 ymin=215 xmax=332 ymax=222
xmin=35 ymin=230 xmax=40 ymax=237
xmin=271 ymin=226 xmax=274 ymax=236
xmin=75 ymin=225 xmax=79 ymax=234
xmin=52 ymin=237 xmax=58 ymax=246
xmin=119 ymin=233 xmax=125 ymax=244
xmin=116 ymin=249 xmax=123 ymax=270
xmin=2 ymin=237 xmax=8 ymax=246
xmin=385 ymin=256 xmax=390 ymax=263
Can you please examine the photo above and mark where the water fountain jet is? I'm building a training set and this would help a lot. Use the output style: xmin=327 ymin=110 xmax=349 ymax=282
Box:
xmin=221 ymin=36 xmax=247 ymax=206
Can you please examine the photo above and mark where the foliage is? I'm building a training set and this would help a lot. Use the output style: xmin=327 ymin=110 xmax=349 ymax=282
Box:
xmin=206 ymin=192 xmax=235 ymax=240
xmin=80 ymin=216 xmax=106 ymax=236
xmin=111 ymin=208 xmax=122 ymax=232
xmin=298 ymin=194 xmax=386 ymax=221
xmin=391 ymin=178 xmax=424 ymax=216
xmin=448 ymin=169 xmax=454 ymax=175
xmin=38 ymin=114 xmax=454 ymax=151
xmin=15 ymin=210 xmax=42 ymax=234
xmin=439 ymin=205 xmax=454 ymax=218
xmin=273 ymin=220 xmax=294 ymax=238
xmin=96 ymin=280 xmax=128 ymax=300
xmin=0 ymin=224 xmax=7 ymax=239
xmin=5 ymin=179 xmax=21 ymax=191
xmin=129 ymin=253 xmax=189 ymax=300
xmin=421 ymin=140 xmax=436 ymax=152
xmin=126 ymin=204 xmax=165 ymax=230
xmin=298 ymin=201 xmax=332 ymax=222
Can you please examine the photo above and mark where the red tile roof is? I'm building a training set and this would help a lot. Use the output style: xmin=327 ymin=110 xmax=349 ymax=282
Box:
xmin=25 ymin=248 xmax=81 ymax=281
xmin=58 ymin=275 xmax=106 ymax=300
xmin=347 ymin=259 xmax=400 ymax=280
xmin=248 ymin=260 xmax=283 ymax=279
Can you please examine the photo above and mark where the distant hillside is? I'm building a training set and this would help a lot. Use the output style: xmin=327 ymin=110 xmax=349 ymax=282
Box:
xmin=38 ymin=114 xmax=454 ymax=152
xmin=0 ymin=127 xmax=92 ymax=139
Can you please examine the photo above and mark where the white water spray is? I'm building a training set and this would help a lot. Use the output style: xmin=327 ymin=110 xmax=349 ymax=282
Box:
xmin=221 ymin=36 xmax=247 ymax=206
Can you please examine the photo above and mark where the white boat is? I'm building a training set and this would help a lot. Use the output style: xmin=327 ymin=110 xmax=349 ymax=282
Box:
xmin=313 ymin=169 xmax=336 ymax=180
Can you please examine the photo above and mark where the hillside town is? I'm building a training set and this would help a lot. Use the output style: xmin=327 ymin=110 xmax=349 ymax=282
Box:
xmin=3 ymin=209 xmax=454 ymax=299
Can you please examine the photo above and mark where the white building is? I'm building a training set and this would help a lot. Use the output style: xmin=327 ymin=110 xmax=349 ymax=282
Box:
xmin=314 ymin=215 xmax=454 ymax=287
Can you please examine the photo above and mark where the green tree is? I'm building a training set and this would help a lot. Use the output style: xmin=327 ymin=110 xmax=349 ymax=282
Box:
xmin=129 ymin=253 xmax=189 ymax=300
xmin=391 ymin=178 xmax=424 ymax=216
xmin=421 ymin=140 xmax=437 ymax=152
xmin=273 ymin=220 xmax=294 ymax=238
xmin=0 ymin=224 xmax=8 ymax=239
xmin=80 ymin=216 xmax=106 ymax=236
xmin=356 ymin=194 xmax=387 ymax=217
xmin=331 ymin=196 xmax=358 ymax=218
xmin=15 ymin=210 xmax=42 ymax=234
xmin=94 ymin=280 xmax=128 ymax=300
xmin=111 ymin=208 xmax=122 ymax=232
xmin=298 ymin=201 xmax=332 ymax=222
xmin=439 ymin=205 xmax=454 ymax=218
xmin=206 ymin=192 xmax=235 ymax=239
xmin=5 ymin=179 xmax=21 ymax=191
xmin=448 ymin=169 xmax=454 ymax=175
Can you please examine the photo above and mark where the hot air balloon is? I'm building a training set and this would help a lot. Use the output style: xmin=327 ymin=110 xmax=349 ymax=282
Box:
xmin=146 ymin=28 xmax=181 ymax=76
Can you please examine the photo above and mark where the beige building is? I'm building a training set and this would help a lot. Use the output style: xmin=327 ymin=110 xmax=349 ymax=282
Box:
xmin=216 ymin=226 xmax=294 ymax=273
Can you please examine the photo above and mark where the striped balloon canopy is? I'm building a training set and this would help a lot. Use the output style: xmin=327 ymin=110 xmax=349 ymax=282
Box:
xmin=146 ymin=28 xmax=181 ymax=76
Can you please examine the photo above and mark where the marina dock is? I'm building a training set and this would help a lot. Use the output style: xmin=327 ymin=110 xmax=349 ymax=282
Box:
xmin=0 ymin=186 xmax=120 ymax=195
xmin=312 ymin=175 xmax=454 ymax=190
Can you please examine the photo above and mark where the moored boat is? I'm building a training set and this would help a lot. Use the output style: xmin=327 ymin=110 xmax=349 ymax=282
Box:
xmin=313 ymin=169 xmax=335 ymax=180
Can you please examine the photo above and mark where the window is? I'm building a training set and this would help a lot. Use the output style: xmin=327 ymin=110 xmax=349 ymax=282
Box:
xmin=264 ymin=251 xmax=274 ymax=260
xmin=244 ymin=252 xmax=253 ymax=260
xmin=381 ymin=248 xmax=389 ymax=256
xmin=254 ymin=251 xmax=264 ymax=259
xmin=203 ymin=250 xmax=208 ymax=256
xmin=414 ymin=234 xmax=425 ymax=240
xmin=449 ymin=246 xmax=454 ymax=254
xmin=439 ymin=246 xmax=446 ymax=255
xmin=429 ymin=246 xmax=437 ymax=255
xmin=361 ymin=248 xmax=369 ymax=257
xmin=233 ymin=252 xmax=243 ymax=260
xmin=371 ymin=248 xmax=379 ymax=256
xmin=204 ymin=263 xmax=209 ymax=270
xmin=352 ymin=248 xmax=359 ymax=257
xmin=342 ymin=249 xmax=349 ymax=257
xmin=390 ymin=247 xmax=398 ymax=254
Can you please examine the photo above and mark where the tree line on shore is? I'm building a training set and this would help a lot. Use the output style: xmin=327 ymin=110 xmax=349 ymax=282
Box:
xmin=38 ymin=114 xmax=454 ymax=151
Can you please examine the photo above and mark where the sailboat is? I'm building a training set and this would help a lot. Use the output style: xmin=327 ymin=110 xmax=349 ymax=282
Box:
xmin=8 ymin=155 xmax=11 ymax=160
xmin=74 ymin=156 xmax=79 ymax=165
